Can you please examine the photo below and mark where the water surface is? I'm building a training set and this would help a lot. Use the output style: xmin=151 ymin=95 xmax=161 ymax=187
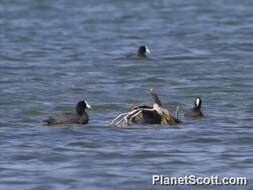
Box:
xmin=0 ymin=1 xmax=253 ymax=189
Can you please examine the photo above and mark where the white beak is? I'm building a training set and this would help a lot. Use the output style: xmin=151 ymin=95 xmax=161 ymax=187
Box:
xmin=145 ymin=46 xmax=150 ymax=54
xmin=85 ymin=101 xmax=92 ymax=109
xmin=195 ymin=98 xmax=200 ymax=107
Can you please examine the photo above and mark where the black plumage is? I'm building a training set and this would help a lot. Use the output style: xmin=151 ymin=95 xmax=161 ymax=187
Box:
xmin=184 ymin=97 xmax=203 ymax=118
xmin=43 ymin=100 xmax=91 ymax=126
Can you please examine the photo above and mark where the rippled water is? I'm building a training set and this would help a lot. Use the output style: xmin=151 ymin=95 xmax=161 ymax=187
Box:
xmin=0 ymin=1 xmax=253 ymax=189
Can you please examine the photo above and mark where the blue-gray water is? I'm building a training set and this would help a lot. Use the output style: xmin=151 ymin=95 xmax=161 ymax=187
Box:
xmin=0 ymin=1 xmax=253 ymax=190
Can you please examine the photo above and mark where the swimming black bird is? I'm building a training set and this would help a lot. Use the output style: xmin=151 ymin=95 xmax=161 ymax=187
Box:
xmin=43 ymin=100 xmax=91 ymax=126
xmin=127 ymin=45 xmax=150 ymax=58
xmin=138 ymin=46 xmax=150 ymax=57
xmin=184 ymin=97 xmax=203 ymax=118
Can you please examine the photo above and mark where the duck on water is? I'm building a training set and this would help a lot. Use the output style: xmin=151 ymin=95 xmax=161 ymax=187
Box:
xmin=111 ymin=88 xmax=180 ymax=127
xmin=43 ymin=100 xmax=91 ymax=126
xmin=127 ymin=46 xmax=150 ymax=59
xmin=183 ymin=97 xmax=204 ymax=118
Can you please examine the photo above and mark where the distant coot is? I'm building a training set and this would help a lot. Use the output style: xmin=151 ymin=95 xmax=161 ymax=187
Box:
xmin=43 ymin=100 xmax=91 ymax=126
xmin=184 ymin=97 xmax=203 ymax=118
xmin=127 ymin=45 xmax=150 ymax=58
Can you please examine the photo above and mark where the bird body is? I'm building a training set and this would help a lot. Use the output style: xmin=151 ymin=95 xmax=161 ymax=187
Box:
xmin=127 ymin=46 xmax=150 ymax=59
xmin=43 ymin=100 xmax=91 ymax=126
xmin=130 ymin=108 xmax=162 ymax=124
xmin=111 ymin=89 xmax=180 ymax=127
xmin=184 ymin=97 xmax=203 ymax=118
